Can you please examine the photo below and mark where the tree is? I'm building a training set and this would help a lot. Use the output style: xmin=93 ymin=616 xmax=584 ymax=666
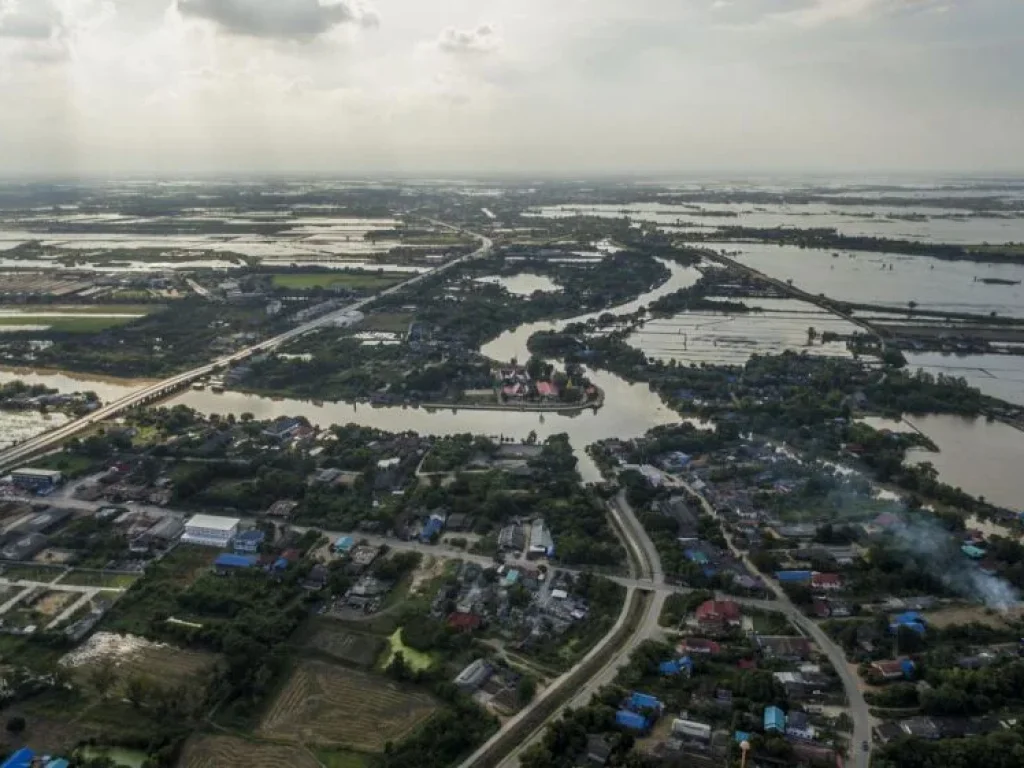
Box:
xmin=88 ymin=658 xmax=117 ymax=700
xmin=6 ymin=716 xmax=25 ymax=734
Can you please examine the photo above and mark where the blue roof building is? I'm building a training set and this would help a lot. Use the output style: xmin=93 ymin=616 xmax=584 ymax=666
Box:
xmin=775 ymin=570 xmax=813 ymax=583
xmin=421 ymin=517 xmax=444 ymax=543
xmin=615 ymin=709 xmax=650 ymax=732
xmin=504 ymin=569 xmax=520 ymax=587
xmin=891 ymin=611 xmax=927 ymax=635
xmin=734 ymin=730 xmax=752 ymax=744
xmin=684 ymin=549 xmax=710 ymax=565
xmin=901 ymin=659 xmax=916 ymax=678
xmin=628 ymin=692 xmax=663 ymax=712
xmin=659 ymin=656 xmax=694 ymax=676
xmin=961 ymin=544 xmax=986 ymax=559
xmin=214 ymin=553 xmax=258 ymax=570
xmin=764 ymin=706 xmax=786 ymax=733
xmin=45 ymin=761 xmax=69 ymax=768
xmin=233 ymin=530 xmax=265 ymax=554
xmin=335 ymin=535 xmax=355 ymax=553
xmin=1 ymin=749 xmax=34 ymax=768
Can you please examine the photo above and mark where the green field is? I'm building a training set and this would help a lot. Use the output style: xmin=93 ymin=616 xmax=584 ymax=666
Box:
xmin=60 ymin=570 xmax=140 ymax=589
xmin=0 ymin=316 xmax=138 ymax=332
xmin=383 ymin=628 xmax=436 ymax=672
xmin=271 ymin=273 xmax=403 ymax=290
xmin=358 ymin=312 xmax=412 ymax=333
xmin=0 ymin=564 xmax=64 ymax=583
xmin=315 ymin=749 xmax=372 ymax=768
xmin=31 ymin=452 xmax=96 ymax=478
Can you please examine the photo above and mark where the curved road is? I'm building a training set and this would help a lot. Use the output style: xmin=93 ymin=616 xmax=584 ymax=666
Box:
xmin=0 ymin=225 xmax=491 ymax=474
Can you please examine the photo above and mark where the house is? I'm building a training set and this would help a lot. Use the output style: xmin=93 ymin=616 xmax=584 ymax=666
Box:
xmin=755 ymin=635 xmax=812 ymax=662
xmin=672 ymin=718 xmax=712 ymax=742
xmin=233 ymin=529 xmax=266 ymax=554
xmin=447 ymin=612 xmax=483 ymax=632
xmin=695 ymin=599 xmax=742 ymax=633
xmin=873 ymin=722 xmax=905 ymax=745
xmin=678 ymin=638 xmax=721 ymax=655
xmin=962 ymin=544 xmax=986 ymax=560
xmin=900 ymin=716 xmax=940 ymax=740
xmin=627 ymin=692 xmax=663 ymax=714
xmin=262 ymin=417 xmax=303 ymax=441
xmin=445 ymin=512 xmax=473 ymax=532
xmin=0 ymin=533 xmax=49 ymax=561
xmin=266 ymin=500 xmax=299 ymax=519
xmin=811 ymin=572 xmax=842 ymax=591
xmin=214 ymin=553 xmax=258 ymax=573
xmin=454 ymin=659 xmax=493 ymax=691
xmin=786 ymin=711 xmax=816 ymax=741
xmin=615 ymin=710 xmax=651 ymax=732
xmin=182 ymin=514 xmax=240 ymax=547
xmin=775 ymin=570 xmax=813 ymax=584
xmin=871 ymin=659 xmax=915 ymax=681
xmin=528 ymin=518 xmax=554 ymax=559
xmin=334 ymin=536 xmax=355 ymax=553
xmin=764 ymin=706 xmax=786 ymax=733
xmin=302 ymin=564 xmax=329 ymax=591
xmin=584 ymin=734 xmax=613 ymax=766
xmin=420 ymin=517 xmax=444 ymax=543
xmin=535 ymin=381 xmax=559 ymax=400
xmin=890 ymin=611 xmax=927 ymax=636
xmin=498 ymin=524 xmax=525 ymax=552
xmin=659 ymin=656 xmax=694 ymax=676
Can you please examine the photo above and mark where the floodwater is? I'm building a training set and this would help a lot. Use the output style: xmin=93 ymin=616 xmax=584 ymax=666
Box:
xmin=482 ymin=260 xmax=702 ymax=363
xmin=527 ymin=202 xmax=1024 ymax=244
xmin=862 ymin=414 xmax=1024 ymax=513
xmin=904 ymin=352 xmax=1024 ymax=407
xmin=628 ymin=297 xmax=857 ymax=365
xmin=474 ymin=273 xmax=562 ymax=296
xmin=716 ymin=242 xmax=1024 ymax=318
xmin=0 ymin=409 xmax=70 ymax=450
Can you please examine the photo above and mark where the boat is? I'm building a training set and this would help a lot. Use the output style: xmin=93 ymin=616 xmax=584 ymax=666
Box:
xmin=191 ymin=382 xmax=205 ymax=391
xmin=974 ymin=277 xmax=1021 ymax=286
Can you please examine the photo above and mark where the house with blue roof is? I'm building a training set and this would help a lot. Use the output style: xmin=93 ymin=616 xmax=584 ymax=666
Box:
xmin=764 ymin=705 xmax=786 ymax=733
xmin=659 ymin=656 xmax=694 ymax=676
xmin=214 ymin=553 xmax=258 ymax=572
xmin=420 ymin=517 xmax=444 ymax=543
xmin=334 ymin=535 xmax=355 ymax=553
xmin=0 ymin=748 xmax=34 ymax=768
xmin=615 ymin=709 xmax=651 ymax=732
xmin=890 ymin=611 xmax=927 ymax=635
xmin=628 ymin=692 xmax=663 ymax=713
xmin=961 ymin=544 xmax=986 ymax=559
xmin=233 ymin=529 xmax=265 ymax=554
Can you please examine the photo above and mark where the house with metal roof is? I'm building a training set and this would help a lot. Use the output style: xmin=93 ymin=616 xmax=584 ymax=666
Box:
xmin=764 ymin=705 xmax=786 ymax=733
xmin=615 ymin=709 xmax=650 ymax=732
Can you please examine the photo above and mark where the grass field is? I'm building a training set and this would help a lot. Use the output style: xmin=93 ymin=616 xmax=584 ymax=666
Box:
xmin=258 ymin=660 xmax=436 ymax=751
xmin=0 ymin=316 xmax=140 ymax=332
xmin=271 ymin=273 xmax=403 ymax=291
xmin=304 ymin=622 xmax=385 ymax=667
xmin=0 ymin=563 xmax=65 ymax=583
xmin=384 ymin=628 xmax=436 ymax=672
xmin=358 ymin=312 xmax=413 ymax=334
xmin=315 ymin=749 xmax=372 ymax=768
xmin=60 ymin=570 xmax=140 ymax=589
xmin=29 ymin=452 xmax=96 ymax=478
xmin=180 ymin=735 xmax=321 ymax=768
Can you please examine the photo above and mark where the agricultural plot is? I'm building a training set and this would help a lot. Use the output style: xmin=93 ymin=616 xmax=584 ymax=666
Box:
xmin=180 ymin=735 xmax=320 ymax=768
xmin=305 ymin=623 xmax=384 ymax=667
xmin=271 ymin=273 xmax=402 ymax=291
xmin=62 ymin=632 xmax=219 ymax=694
xmin=60 ymin=570 xmax=140 ymax=589
xmin=258 ymin=660 xmax=436 ymax=751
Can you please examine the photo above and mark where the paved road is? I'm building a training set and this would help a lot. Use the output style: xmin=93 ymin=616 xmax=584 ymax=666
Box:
xmin=0 ymin=225 xmax=492 ymax=474
xmin=670 ymin=476 xmax=872 ymax=768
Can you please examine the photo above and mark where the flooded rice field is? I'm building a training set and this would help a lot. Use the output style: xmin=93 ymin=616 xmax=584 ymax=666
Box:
xmin=627 ymin=298 xmax=856 ymax=365
xmin=473 ymin=273 xmax=562 ymax=295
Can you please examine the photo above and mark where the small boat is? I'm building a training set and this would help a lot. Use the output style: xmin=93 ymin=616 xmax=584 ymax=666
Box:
xmin=191 ymin=382 xmax=205 ymax=391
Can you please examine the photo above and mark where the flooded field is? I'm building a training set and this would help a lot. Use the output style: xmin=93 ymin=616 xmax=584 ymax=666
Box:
xmin=904 ymin=352 xmax=1024 ymax=407
xmin=527 ymin=202 xmax=1024 ymax=244
xmin=474 ymin=273 xmax=561 ymax=295
xmin=628 ymin=298 xmax=856 ymax=365
xmin=718 ymin=243 xmax=1024 ymax=318
xmin=0 ymin=409 xmax=70 ymax=450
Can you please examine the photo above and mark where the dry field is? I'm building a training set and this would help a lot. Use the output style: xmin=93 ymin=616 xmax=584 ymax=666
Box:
xmin=305 ymin=624 xmax=384 ymax=667
xmin=258 ymin=660 xmax=436 ymax=751
xmin=922 ymin=604 xmax=1019 ymax=629
xmin=179 ymin=735 xmax=320 ymax=768
xmin=62 ymin=632 xmax=219 ymax=693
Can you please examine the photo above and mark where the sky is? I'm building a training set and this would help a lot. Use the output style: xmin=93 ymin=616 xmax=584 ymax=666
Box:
xmin=0 ymin=0 xmax=1022 ymax=176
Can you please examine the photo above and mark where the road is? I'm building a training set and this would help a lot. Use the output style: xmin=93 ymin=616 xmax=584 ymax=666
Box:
xmin=669 ymin=475 xmax=872 ymax=768
xmin=0 ymin=226 xmax=492 ymax=475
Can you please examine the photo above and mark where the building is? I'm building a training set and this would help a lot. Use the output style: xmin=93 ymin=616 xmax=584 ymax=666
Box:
xmin=695 ymin=599 xmax=742 ymax=633
xmin=786 ymin=711 xmax=816 ymax=741
xmin=584 ymin=735 xmax=613 ymax=766
xmin=811 ymin=572 xmax=843 ymax=591
xmin=454 ymin=658 xmax=493 ymax=691
xmin=498 ymin=524 xmax=525 ymax=552
xmin=528 ymin=518 xmax=554 ymax=559
xmin=262 ymin=417 xmax=304 ymax=441
xmin=303 ymin=563 xmax=329 ymax=591
xmin=659 ymin=656 xmax=694 ymax=676
xmin=755 ymin=635 xmax=812 ymax=662
xmin=0 ymin=533 xmax=48 ymax=561
xmin=233 ymin=530 xmax=266 ymax=554
xmin=10 ymin=468 xmax=63 ymax=493
xmin=678 ymin=637 xmax=721 ymax=655
xmin=627 ymin=692 xmax=663 ymax=714
xmin=871 ymin=659 xmax=916 ymax=682
xmin=214 ymin=553 xmax=258 ymax=572
xmin=764 ymin=706 xmax=786 ymax=733
xmin=182 ymin=514 xmax=240 ymax=547
xmin=672 ymin=718 xmax=711 ymax=742
xmin=334 ymin=535 xmax=355 ymax=553
xmin=775 ymin=570 xmax=813 ymax=584
xmin=131 ymin=516 xmax=184 ymax=550
xmin=615 ymin=709 xmax=651 ymax=732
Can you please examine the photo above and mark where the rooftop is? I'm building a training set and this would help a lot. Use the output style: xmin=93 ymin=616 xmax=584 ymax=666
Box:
xmin=186 ymin=514 xmax=241 ymax=531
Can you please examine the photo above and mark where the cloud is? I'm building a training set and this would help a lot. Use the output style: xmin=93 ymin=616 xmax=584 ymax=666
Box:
xmin=176 ymin=0 xmax=378 ymax=40
xmin=437 ymin=24 xmax=499 ymax=55
xmin=772 ymin=0 xmax=948 ymax=27
xmin=0 ymin=0 xmax=59 ymax=39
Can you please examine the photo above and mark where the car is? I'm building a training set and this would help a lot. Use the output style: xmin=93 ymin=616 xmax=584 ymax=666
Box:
xmin=862 ymin=741 xmax=869 ymax=752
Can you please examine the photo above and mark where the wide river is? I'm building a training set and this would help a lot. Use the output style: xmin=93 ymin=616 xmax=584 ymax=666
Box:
xmin=2 ymin=263 xmax=1024 ymax=498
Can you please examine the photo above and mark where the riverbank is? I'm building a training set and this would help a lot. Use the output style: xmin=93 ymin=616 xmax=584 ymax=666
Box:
xmin=0 ymin=365 xmax=152 ymax=390
xmin=420 ymin=386 xmax=604 ymax=414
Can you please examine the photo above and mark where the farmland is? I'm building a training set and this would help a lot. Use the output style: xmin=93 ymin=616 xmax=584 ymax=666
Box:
xmin=0 ymin=315 xmax=145 ymax=333
xmin=59 ymin=570 xmax=141 ymax=589
xmin=270 ymin=272 xmax=403 ymax=291
xmin=304 ymin=621 xmax=385 ymax=667
xmin=180 ymin=735 xmax=321 ymax=768
xmin=257 ymin=660 xmax=437 ymax=751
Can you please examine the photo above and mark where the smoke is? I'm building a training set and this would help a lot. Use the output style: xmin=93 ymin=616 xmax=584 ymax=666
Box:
xmin=887 ymin=514 xmax=1019 ymax=612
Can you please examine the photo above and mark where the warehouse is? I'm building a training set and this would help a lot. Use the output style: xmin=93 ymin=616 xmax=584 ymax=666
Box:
xmin=181 ymin=514 xmax=240 ymax=547
xmin=10 ymin=468 xmax=63 ymax=494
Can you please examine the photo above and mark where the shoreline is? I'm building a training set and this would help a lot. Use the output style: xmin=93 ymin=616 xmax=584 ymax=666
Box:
xmin=421 ymin=387 xmax=605 ymax=414
xmin=0 ymin=365 xmax=154 ymax=389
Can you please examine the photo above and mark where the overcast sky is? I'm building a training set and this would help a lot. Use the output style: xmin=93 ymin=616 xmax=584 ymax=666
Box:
xmin=1 ymin=0 xmax=1021 ymax=176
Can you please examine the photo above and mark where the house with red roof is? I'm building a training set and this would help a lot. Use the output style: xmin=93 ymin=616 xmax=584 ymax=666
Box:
xmin=678 ymin=637 xmax=722 ymax=655
xmin=447 ymin=613 xmax=483 ymax=633
xmin=811 ymin=572 xmax=843 ymax=592
xmin=535 ymin=381 xmax=559 ymax=400
xmin=695 ymin=599 xmax=742 ymax=634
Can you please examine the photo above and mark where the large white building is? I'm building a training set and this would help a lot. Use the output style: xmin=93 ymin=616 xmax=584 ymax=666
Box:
xmin=181 ymin=514 xmax=240 ymax=548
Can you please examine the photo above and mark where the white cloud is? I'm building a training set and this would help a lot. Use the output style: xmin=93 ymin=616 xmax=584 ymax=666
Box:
xmin=0 ymin=0 xmax=59 ymax=39
xmin=176 ymin=0 xmax=378 ymax=40
xmin=437 ymin=24 xmax=499 ymax=55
